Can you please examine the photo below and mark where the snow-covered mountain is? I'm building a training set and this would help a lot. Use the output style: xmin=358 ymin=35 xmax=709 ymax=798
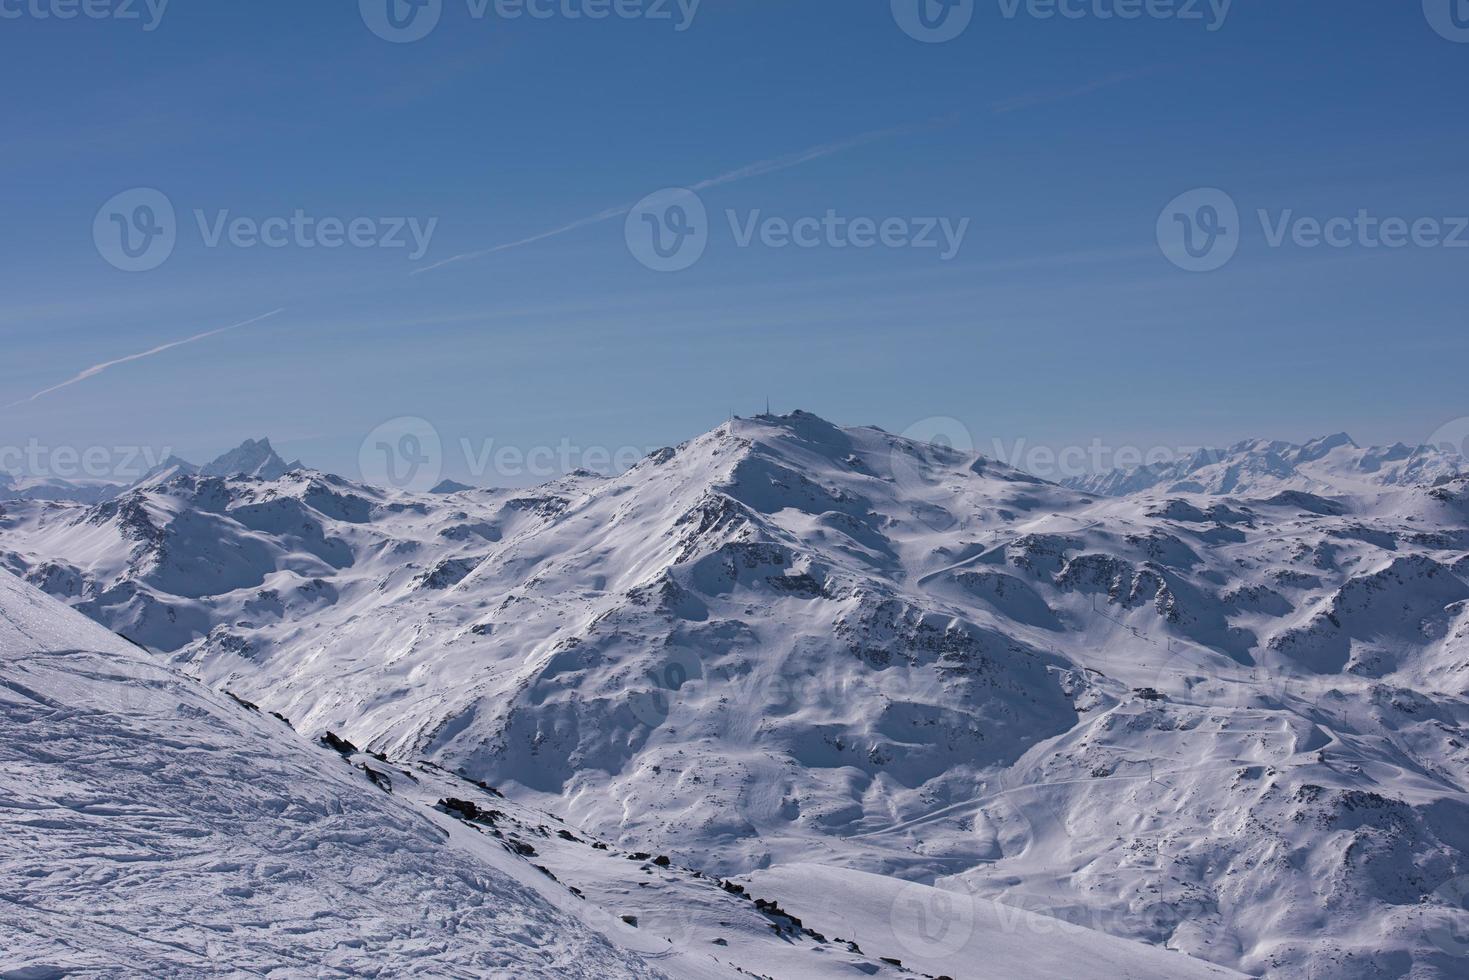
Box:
xmin=197 ymin=436 xmax=299 ymax=481
xmin=0 ymin=472 xmax=120 ymax=505
xmin=0 ymin=567 xmax=1226 ymax=979
xmin=1066 ymin=433 xmax=1464 ymax=497
xmin=5 ymin=411 xmax=1469 ymax=978
xmin=133 ymin=452 xmax=201 ymax=485
xmin=0 ymin=437 xmax=300 ymax=504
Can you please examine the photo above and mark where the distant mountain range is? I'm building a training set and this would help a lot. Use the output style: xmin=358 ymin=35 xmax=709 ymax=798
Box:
xmin=0 ymin=438 xmax=301 ymax=504
xmin=4 ymin=411 xmax=1469 ymax=977
xmin=9 ymin=431 xmax=1461 ymax=509
xmin=1065 ymin=433 xmax=1463 ymax=497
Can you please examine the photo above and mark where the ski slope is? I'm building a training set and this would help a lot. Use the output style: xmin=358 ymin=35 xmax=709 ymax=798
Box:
xmin=0 ymin=569 xmax=653 ymax=978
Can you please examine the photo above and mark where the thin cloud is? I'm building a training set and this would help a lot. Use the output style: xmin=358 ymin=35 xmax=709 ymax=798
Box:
xmin=412 ymin=122 xmax=933 ymax=275
xmin=6 ymin=308 xmax=286 ymax=408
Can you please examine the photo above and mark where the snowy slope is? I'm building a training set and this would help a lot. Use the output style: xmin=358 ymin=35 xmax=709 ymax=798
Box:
xmin=1066 ymin=433 xmax=1463 ymax=497
xmin=740 ymin=864 xmax=1238 ymax=979
xmin=6 ymin=412 xmax=1469 ymax=977
xmin=2 ymin=567 xmax=1200 ymax=979
xmin=0 ymin=569 xmax=655 ymax=978
xmin=314 ymin=736 xmax=1219 ymax=979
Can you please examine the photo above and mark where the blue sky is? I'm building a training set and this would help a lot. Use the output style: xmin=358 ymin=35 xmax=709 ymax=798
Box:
xmin=2 ymin=1 xmax=1466 ymax=485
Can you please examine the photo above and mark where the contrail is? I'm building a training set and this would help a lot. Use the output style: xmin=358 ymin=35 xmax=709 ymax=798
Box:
xmin=412 ymin=123 xmax=928 ymax=275
xmin=412 ymin=73 xmax=1144 ymax=277
xmin=6 ymin=308 xmax=286 ymax=408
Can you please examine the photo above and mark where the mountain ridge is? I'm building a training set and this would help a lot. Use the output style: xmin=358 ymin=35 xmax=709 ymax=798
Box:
xmin=4 ymin=410 xmax=1469 ymax=977
xmin=1065 ymin=431 xmax=1463 ymax=497
xmin=1 ymin=437 xmax=302 ymax=504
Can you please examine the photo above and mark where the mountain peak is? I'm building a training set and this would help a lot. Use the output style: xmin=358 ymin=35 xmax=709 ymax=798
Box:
xmin=200 ymin=438 xmax=298 ymax=481
xmin=135 ymin=453 xmax=201 ymax=487
xmin=737 ymin=408 xmax=846 ymax=440
xmin=1297 ymin=432 xmax=1358 ymax=462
